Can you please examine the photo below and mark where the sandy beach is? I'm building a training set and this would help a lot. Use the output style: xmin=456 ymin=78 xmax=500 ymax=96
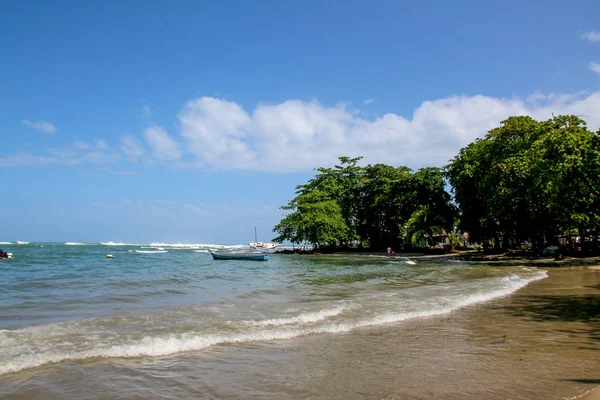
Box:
xmin=236 ymin=263 xmax=600 ymax=400
xmin=245 ymin=264 xmax=598 ymax=400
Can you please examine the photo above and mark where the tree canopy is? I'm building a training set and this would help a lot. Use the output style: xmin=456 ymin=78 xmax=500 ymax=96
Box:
xmin=273 ymin=157 xmax=456 ymax=250
xmin=446 ymin=115 xmax=600 ymax=251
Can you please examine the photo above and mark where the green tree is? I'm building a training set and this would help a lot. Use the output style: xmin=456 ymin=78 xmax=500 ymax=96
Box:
xmin=355 ymin=164 xmax=413 ymax=249
xmin=272 ymin=157 xmax=360 ymax=248
xmin=405 ymin=205 xmax=445 ymax=247
xmin=274 ymin=156 xmax=456 ymax=251
xmin=446 ymin=115 xmax=600 ymax=252
xmin=272 ymin=189 xmax=350 ymax=248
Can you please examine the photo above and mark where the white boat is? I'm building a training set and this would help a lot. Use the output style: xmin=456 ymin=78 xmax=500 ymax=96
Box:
xmin=249 ymin=227 xmax=278 ymax=250
xmin=249 ymin=241 xmax=278 ymax=250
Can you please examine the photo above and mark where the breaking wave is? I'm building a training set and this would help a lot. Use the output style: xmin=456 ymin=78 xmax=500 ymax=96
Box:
xmin=0 ymin=270 xmax=547 ymax=376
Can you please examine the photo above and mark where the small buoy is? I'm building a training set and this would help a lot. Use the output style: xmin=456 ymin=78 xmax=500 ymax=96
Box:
xmin=106 ymin=254 xmax=113 ymax=259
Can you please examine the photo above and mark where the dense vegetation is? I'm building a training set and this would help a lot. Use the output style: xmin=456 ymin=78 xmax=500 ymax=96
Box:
xmin=272 ymin=157 xmax=456 ymax=251
xmin=447 ymin=115 xmax=600 ymax=252
xmin=273 ymin=115 xmax=600 ymax=253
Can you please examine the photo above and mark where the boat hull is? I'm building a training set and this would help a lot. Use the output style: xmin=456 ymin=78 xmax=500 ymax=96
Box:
xmin=210 ymin=252 xmax=268 ymax=261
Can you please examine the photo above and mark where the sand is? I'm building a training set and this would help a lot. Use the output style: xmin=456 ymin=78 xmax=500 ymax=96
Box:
xmin=281 ymin=264 xmax=600 ymax=399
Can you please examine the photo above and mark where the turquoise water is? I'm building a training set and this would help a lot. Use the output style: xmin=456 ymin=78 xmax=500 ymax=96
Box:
xmin=0 ymin=241 xmax=547 ymax=396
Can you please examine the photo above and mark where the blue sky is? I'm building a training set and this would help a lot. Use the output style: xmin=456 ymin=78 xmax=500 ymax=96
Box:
xmin=1 ymin=0 xmax=599 ymax=244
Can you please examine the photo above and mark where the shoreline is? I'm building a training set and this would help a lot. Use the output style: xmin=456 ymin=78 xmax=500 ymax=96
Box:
xmin=263 ymin=264 xmax=600 ymax=400
xmin=276 ymin=247 xmax=600 ymax=267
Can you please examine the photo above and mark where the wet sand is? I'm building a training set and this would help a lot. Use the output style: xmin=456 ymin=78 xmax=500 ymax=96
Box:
xmin=117 ymin=265 xmax=600 ymax=399
xmin=266 ymin=265 xmax=599 ymax=400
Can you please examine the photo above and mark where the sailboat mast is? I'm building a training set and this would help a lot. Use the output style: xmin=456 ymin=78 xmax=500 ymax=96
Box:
xmin=255 ymin=227 xmax=258 ymax=242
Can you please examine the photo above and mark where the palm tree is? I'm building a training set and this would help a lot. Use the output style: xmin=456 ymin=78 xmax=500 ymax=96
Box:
xmin=406 ymin=205 xmax=445 ymax=248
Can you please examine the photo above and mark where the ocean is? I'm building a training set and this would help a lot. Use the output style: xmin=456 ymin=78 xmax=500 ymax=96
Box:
xmin=0 ymin=242 xmax=557 ymax=398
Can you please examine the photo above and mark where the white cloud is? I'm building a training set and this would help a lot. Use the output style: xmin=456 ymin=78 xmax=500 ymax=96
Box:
xmin=581 ymin=30 xmax=600 ymax=42
xmin=0 ymin=152 xmax=56 ymax=167
xmin=364 ymin=98 xmax=375 ymax=104
xmin=143 ymin=126 xmax=181 ymax=161
xmin=590 ymin=62 xmax=600 ymax=75
xmin=179 ymin=97 xmax=252 ymax=168
xmin=21 ymin=119 xmax=57 ymax=133
xmin=79 ymin=150 xmax=117 ymax=166
xmin=0 ymin=141 xmax=118 ymax=167
xmin=174 ymin=92 xmax=600 ymax=172
xmin=120 ymin=134 xmax=145 ymax=162
xmin=96 ymin=139 xmax=109 ymax=149
xmin=6 ymin=91 xmax=600 ymax=172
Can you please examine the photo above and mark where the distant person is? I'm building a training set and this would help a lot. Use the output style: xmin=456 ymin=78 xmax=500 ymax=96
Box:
xmin=387 ymin=247 xmax=392 ymax=256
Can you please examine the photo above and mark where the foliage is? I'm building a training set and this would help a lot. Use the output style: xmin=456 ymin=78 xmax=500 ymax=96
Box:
xmin=446 ymin=115 xmax=600 ymax=252
xmin=273 ymin=157 xmax=456 ymax=250
xmin=447 ymin=232 xmax=460 ymax=252
xmin=406 ymin=205 xmax=445 ymax=247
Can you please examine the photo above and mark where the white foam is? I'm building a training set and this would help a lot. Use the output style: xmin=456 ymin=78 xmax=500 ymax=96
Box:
xmin=193 ymin=250 xmax=209 ymax=253
xmin=239 ymin=304 xmax=354 ymax=327
xmin=133 ymin=250 xmax=168 ymax=254
xmin=100 ymin=242 xmax=139 ymax=246
xmin=0 ymin=242 xmax=12 ymax=245
xmin=15 ymin=241 xmax=29 ymax=245
xmin=0 ymin=270 xmax=547 ymax=376
xmin=65 ymin=242 xmax=85 ymax=246
xmin=149 ymin=242 xmax=207 ymax=249
xmin=149 ymin=242 xmax=247 ymax=250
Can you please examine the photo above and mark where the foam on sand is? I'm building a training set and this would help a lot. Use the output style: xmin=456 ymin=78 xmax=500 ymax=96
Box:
xmin=237 ymin=303 xmax=355 ymax=327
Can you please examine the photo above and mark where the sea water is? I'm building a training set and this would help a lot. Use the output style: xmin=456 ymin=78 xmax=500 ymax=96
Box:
xmin=0 ymin=242 xmax=548 ymax=398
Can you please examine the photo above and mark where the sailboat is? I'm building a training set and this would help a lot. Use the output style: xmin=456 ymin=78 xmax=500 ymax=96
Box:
xmin=249 ymin=227 xmax=278 ymax=250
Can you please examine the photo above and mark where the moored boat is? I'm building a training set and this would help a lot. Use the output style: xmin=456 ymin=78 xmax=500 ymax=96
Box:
xmin=248 ymin=241 xmax=278 ymax=250
xmin=249 ymin=227 xmax=278 ymax=250
xmin=210 ymin=251 xmax=268 ymax=261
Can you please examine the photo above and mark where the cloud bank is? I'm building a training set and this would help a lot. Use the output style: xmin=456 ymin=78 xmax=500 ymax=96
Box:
xmin=166 ymin=91 xmax=600 ymax=172
xmin=5 ymin=91 xmax=600 ymax=171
